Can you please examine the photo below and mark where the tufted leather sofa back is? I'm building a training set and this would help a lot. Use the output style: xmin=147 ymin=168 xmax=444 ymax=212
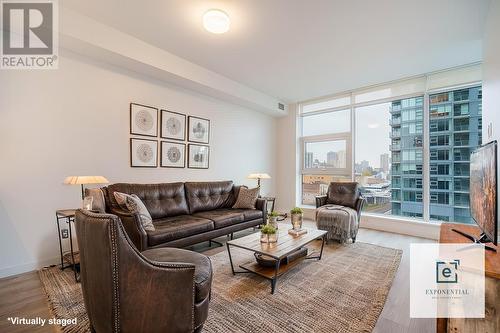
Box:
xmin=104 ymin=182 xmax=189 ymax=219
xmin=326 ymin=182 xmax=360 ymax=209
xmin=184 ymin=181 xmax=236 ymax=214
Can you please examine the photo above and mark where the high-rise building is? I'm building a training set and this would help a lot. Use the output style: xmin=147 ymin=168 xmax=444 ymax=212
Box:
xmin=305 ymin=152 xmax=314 ymax=168
xmin=326 ymin=151 xmax=337 ymax=167
xmin=389 ymin=87 xmax=482 ymax=223
xmin=380 ymin=153 xmax=390 ymax=173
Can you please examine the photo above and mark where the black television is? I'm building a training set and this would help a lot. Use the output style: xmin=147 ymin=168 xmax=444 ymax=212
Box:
xmin=469 ymin=140 xmax=498 ymax=246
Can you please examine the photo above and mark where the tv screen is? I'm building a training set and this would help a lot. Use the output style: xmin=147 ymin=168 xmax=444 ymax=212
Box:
xmin=470 ymin=140 xmax=498 ymax=245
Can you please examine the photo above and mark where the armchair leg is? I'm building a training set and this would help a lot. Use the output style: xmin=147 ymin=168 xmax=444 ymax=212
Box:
xmin=352 ymin=236 xmax=356 ymax=243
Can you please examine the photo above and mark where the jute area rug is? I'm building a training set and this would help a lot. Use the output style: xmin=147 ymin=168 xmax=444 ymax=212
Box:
xmin=39 ymin=241 xmax=402 ymax=333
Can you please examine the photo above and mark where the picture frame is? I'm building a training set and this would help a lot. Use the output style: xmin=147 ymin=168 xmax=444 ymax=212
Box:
xmin=188 ymin=116 xmax=210 ymax=144
xmin=130 ymin=103 xmax=158 ymax=137
xmin=160 ymin=141 xmax=186 ymax=168
xmin=188 ymin=144 xmax=210 ymax=169
xmin=161 ymin=110 xmax=186 ymax=141
xmin=130 ymin=138 xmax=158 ymax=168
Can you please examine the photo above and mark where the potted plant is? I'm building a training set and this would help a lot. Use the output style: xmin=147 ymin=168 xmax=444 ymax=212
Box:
xmin=290 ymin=207 xmax=303 ymax=231
xmin=260 ymin=224 xmax=278 ymax=243
xmin=268 ymin=211 xmax=279 ymax=228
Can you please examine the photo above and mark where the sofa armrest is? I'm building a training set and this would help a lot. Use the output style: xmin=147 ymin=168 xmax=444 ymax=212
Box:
xmin=111 ymin=208 xmax=148 ymax=251
xmin=315 ymin=195 xmax=328 ymax=208
xmin=354 ymin=196 xmax=365 ymax=222
xmin=255 ymin=198 xmax=267 ymax=222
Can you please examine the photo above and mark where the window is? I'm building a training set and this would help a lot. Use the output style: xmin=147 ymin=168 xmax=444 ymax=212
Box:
xmin=301 ymin=175 xmax=351 ymax=205
xmin=355 ymin=103 xmax=392 ymax=214
xmin=298 ymin=66 xmax=481 ymax=226
xmin=300 ymin=106 xmax=352 ymax=205
xmin=428 ymin=86 xmax=482 ymax=223
xmin=304 ymin=140 xmax=347 ymax=169
xmin=302 ymin=109 xmax=350 ymax=136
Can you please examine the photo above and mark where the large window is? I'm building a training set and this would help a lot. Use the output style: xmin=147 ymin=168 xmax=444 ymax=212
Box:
xmin=300 ymin=98 xmax=352 ymax=205
xmin=355 ymin=103 xmax=392 ymax=214
xmin=298 ymin=65 xmax=482 ymax=225
xmin=428 ymin=86 xmax=482 ymax=223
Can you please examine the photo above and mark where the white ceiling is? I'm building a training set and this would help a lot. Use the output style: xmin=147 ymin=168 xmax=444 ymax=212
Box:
xmin=63 ymin=0 xmax=491 ymax=103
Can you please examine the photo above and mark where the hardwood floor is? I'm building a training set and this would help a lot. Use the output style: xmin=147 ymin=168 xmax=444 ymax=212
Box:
xmin=0 ymin=222 xmax=435 ymax=333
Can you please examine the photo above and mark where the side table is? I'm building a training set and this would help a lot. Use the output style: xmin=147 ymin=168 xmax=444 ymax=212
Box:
xmin=55 ymin=209 xmax=79 ymax=282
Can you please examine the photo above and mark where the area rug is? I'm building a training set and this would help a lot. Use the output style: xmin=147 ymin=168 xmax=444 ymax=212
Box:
xmin=39 ymin=241 xmax=402 ymax=333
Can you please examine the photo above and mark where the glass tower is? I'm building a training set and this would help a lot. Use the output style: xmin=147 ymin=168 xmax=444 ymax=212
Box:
xmin=390 ymin=87 xmax=482 ymax=223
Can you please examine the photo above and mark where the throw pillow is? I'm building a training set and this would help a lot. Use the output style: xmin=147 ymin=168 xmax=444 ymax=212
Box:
xmin=84 ymin=188 xmax=106 ymax=213
xmin=232 ymin=187 xmax=259 ymax=209
xmin=113 ymin=192 xmax=155 ymax=231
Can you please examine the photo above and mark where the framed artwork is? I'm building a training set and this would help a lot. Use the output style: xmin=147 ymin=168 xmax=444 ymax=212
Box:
xmin=161 ymin=141 xmax=186 ymax=168
xmin=161 ymin=110 xmax=186 ymax=141
xmin=188 ymin=116 xmax=210 ymax=144
xmin=130 ymin=103 xmax=158 ymax=137
xmin=130 ymin=138 xmax=158 ymax=168
xmin=188 ymin=144 xmax=210 ymax=169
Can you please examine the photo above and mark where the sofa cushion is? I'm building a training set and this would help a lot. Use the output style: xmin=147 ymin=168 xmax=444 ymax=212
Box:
xmin=142 ymin=248 xmax=212 ymax=302
xmin=193 ymin=209 xmax=245 ymax=229
xmin=242 ymin=209 xmax=263 ymax=220
xmin=147 ymin=216 xmax=214 ymax=246
xmin=232 ymin=187 xmax=259 ymax=209
xmin=194 ymin=208 xmax=263 ymax=229
xmin=185 ymin=181 xmax=235 ymax=214
xmin=326 ymin=182 xmax=360 ymax=209
xmin=104 ymin=183 xmax=189 ymax=219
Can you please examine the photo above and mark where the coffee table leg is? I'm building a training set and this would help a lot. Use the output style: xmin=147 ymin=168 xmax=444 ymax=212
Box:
xmin=271 ymin=259 xmax=281 ymax=294
xmin=318 ymin=235 xmax=326 ymax=260
xmin=226 ymin=243 xmax=235 ymax=275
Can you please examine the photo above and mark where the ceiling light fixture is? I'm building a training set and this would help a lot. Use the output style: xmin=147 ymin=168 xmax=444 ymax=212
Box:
xmin=203 ymin=9 xmax=230 ymax=34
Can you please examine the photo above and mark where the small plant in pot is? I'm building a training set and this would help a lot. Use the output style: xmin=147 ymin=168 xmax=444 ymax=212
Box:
xmin=268 ymin=211 xmax=279 ymax=228
xmin=290 ymin=207 xmax=303 ymax=231
xmin=260 ymin=224 xmax=278 ymax=243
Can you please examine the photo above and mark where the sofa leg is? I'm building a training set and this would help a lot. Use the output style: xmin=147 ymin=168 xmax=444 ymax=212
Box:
xmin=230 ymin=233 xmax=234 ymax=240
xmin=209 ymin=240 xmax=212 ymax=247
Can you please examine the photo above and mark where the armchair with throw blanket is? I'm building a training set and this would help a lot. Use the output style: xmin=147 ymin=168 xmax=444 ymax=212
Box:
xmin=315 ymin=182 xmax=365 ymax=243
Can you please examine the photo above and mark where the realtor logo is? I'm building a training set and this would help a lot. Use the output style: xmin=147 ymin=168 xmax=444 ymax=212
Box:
xmin=1 ymin=0 xmax=58 ymax=69
xmin=436 ymin=259 xmax=460 ymax=283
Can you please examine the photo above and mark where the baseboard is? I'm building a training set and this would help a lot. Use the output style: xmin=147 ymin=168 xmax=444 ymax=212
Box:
xmin=360 ymin=214 xmax=440 ymax=240
xmin=0 ymin=256 xmax=60 ymax=279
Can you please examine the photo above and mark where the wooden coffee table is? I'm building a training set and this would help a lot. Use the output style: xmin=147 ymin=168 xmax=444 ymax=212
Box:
xmin=226 ymin=224 xmax=327 ymax=294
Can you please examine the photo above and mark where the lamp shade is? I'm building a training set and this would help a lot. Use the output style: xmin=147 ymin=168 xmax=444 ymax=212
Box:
xmin=247 ymin=173 xmax=271 ymax=179
xmin=63 ymin=176 xmax=109 ymax=185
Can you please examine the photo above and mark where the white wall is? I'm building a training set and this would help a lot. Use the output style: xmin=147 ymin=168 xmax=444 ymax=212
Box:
xmin=0 ymin=50 xmax=277 ymax=277
xmin=482 ymin=0 xmax=500 ymax=241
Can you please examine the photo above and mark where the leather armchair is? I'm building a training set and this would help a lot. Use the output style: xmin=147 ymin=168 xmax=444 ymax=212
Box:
xmin=75 ymin=209 xmax=212 ymax=333
xmin=315 ymin=183 xmax=365 ymax=223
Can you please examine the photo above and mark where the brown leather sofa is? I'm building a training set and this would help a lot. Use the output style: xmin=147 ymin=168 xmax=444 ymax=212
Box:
xmin=102 ymin=181 xmax=266 ymax=251
xmin=75 ymin=209 xmax=212 ymax=333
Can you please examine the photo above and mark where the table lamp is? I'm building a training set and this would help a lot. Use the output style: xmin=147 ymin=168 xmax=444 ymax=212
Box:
xmin=247 ymin=173 xmax=271 ymax=188
xmin=63 ymin=176 xmax=110 ymax=199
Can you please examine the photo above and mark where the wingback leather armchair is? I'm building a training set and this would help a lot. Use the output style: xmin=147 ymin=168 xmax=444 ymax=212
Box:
xmin=75 ymin=209 xmax=212 ymax=333
xmin=315 ymin=182 xmax=365 ymax=223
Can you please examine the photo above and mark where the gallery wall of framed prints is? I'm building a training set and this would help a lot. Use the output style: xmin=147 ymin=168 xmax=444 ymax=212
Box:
xmin=129 ymin=102 xmax=210 ymax=169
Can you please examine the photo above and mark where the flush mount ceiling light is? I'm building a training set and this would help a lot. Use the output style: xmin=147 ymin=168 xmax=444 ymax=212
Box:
xmin=203 ymin=9 xmax=230 ymax=34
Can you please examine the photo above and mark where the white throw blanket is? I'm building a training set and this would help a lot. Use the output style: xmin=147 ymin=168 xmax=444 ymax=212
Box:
xmin=315 ymin=204 xmax=358 ymax=243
